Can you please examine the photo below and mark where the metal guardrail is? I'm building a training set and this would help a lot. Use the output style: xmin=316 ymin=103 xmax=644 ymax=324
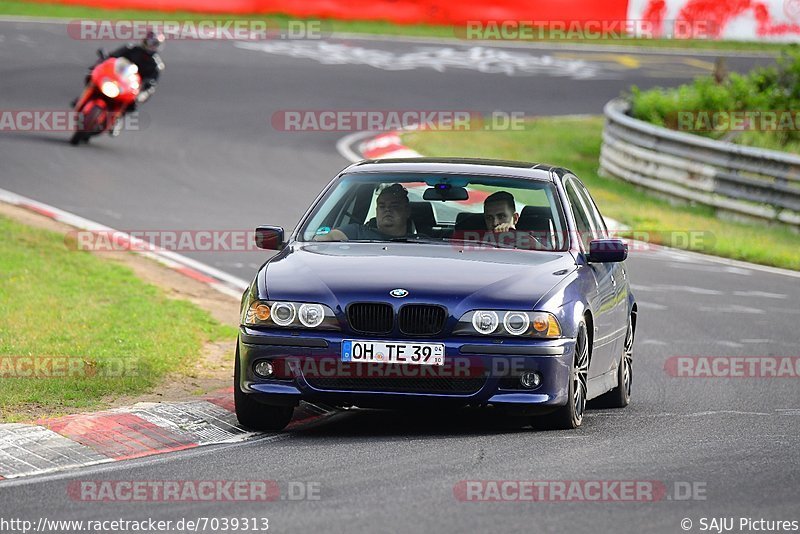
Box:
xmin=599 ymin=98 xmax=800 ymax=227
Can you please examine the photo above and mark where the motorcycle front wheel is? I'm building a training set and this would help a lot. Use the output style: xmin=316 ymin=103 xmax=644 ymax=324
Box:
xmin=70 ymin=105 xmax=105 ymax=145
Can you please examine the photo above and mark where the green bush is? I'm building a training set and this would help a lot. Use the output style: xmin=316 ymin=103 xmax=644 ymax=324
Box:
xmin=630 ymin=50 xmax=800 ymax=153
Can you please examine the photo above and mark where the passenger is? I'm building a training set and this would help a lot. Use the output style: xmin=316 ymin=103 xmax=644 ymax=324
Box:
xmin=483 ymin=191 xmax=519 ymax=232
xmin=315 ymin=184 xmax=411 ymax=241
xmin=479 ymin=190 xmax=548 ymax=250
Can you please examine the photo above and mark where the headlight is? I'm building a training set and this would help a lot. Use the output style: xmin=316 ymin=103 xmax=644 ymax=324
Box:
xmin=472 ymin=311 xmax=499 ymax=335
xmin=271 ymin=302 xmax=296 ymax=326
xmin=503 ymin=311 xmax=530 ymax=336
xmin=455 ymin=310 xmax=561 ymax=338
xmin=298 ymin=303 xmax=325 ymax=327
xmin=243 ymin=299 xmax=339 ymax=330
xmin=100 ymin=80 xmax=120 ymax=98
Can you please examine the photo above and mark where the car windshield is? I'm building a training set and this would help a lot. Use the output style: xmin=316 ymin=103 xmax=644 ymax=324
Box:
xmin=298 ymin=172 xmax=570 ymax=251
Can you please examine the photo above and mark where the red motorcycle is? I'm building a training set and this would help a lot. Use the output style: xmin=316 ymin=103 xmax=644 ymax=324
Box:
xmin=70 ymin=51 xmax=140 ymax=145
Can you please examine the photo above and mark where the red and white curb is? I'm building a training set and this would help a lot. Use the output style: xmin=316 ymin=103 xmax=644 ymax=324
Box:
xmin=0 ymin=390 xmax=333 ymax=480
xmin=335 ymin=130 xmax=421 ymax=163
xmin=0 ymin=188 xmax=336 ymax=480
xmin=0 ymin=187 xmax=249 ymax=299
xmin=359 ymin=131 xmax=423 ymax=160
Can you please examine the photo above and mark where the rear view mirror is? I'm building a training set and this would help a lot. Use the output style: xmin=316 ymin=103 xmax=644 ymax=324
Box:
xmin=96 ymin=48 xmax=107 ymax=60
xmin=423 ymin=185 xmax=469 ymax=201
xmin=587 ymin=239 xmax=627 ymax=263
xmin=255 ymin=226 xmax=284 ymax=250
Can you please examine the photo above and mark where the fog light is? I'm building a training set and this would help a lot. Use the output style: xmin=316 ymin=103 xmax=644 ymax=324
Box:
xmin=253 ymin=360 xmax=274 ymax=378
xmin=520 ymin=371 xmax=541 ymax=389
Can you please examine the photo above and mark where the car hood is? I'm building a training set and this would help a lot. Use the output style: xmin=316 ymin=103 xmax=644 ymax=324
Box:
xmin=261 ymin=242 xmax=576 ymax=313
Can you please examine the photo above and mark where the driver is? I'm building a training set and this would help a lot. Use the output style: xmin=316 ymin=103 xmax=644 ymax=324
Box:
xmin=315 ymin=183 xmax=411 ymax=241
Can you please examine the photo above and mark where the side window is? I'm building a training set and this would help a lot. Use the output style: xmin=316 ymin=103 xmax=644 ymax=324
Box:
xmin=564 ymin=179 xmax=596 ymax=250
xmin=574 ymin=180 xmax=608 ymax=238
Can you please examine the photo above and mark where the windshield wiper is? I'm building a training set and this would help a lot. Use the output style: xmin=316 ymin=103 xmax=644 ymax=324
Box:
xmin=345 ymin=237 xmax=439 ymax=244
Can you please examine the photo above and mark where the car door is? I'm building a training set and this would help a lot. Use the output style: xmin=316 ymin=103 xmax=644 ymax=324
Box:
xmin=573 ymin=179 xmax=628 ymax=335
xmin=563 ymin=177 xmax=618 ymax=380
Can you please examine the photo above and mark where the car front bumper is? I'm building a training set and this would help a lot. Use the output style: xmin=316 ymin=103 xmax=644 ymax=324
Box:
xmin=238 ymin=327 xmax=575 ymax=413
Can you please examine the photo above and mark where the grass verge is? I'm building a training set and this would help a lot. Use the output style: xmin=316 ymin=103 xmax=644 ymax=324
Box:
xmin=402 ymin=116 xmax=800 ymax=270
xmin=0 ymin=214 xmax=236 ymax=422
xmin=0 ymin=1 xmax=791 ymax=53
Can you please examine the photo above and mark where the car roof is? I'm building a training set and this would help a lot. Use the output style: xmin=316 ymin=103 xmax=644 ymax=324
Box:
xmin=343 ymin=158 xmax=563 ymax=182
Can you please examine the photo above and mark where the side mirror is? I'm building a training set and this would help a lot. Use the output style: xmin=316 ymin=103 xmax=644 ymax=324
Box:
xmin=587 ymin=239 xmax=627 ymax=263
xmin=255 ymin=226 xmax=284 ymax=250
xmin=96 ymin=48 xmax=107 ymax=60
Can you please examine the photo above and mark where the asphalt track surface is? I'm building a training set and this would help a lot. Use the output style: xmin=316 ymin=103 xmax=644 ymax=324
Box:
xmin=1 ymin=20 xmax=799 ymax=534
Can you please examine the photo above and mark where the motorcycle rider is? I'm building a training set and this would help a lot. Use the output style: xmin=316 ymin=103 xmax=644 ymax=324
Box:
xmin=110 ymin=29 xmax=165 ymax=103
xmin=75 ymin=29 xmax=165 ymax=136
xmin=108 ymin=29 xmax=165 ymax=135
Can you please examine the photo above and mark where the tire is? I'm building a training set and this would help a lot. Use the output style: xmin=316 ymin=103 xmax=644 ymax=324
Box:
xmin=592 ymin=315 xmax=633 ymax=409
xmin=71 ymin=105 xmax=103 ymax=146
xmin=83 ymin=106 xmax=105 ymax=133
xmin=234 ymin=344 xmax=293 ymax=432
xmin=69 ymin=131 xmax=84 ymax=145
xmin=70 ymin=105 xmax=103 ymax=145
xmin=532 ymin=321 xmax=589 ymax=430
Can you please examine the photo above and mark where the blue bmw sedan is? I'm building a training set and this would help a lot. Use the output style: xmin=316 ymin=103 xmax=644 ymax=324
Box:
xmin=236 ymin=158 xmax=637 ymax=431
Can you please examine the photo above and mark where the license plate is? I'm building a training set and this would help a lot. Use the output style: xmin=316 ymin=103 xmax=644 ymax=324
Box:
xmin=342 ymin=340 xmax=445 ymax=366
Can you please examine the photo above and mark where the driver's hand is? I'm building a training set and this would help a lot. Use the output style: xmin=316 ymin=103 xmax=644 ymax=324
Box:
xmin=493 ymin=222 xmax=516 ymax=233
xmin=313 ymin=229 xmax=348 ymax=241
